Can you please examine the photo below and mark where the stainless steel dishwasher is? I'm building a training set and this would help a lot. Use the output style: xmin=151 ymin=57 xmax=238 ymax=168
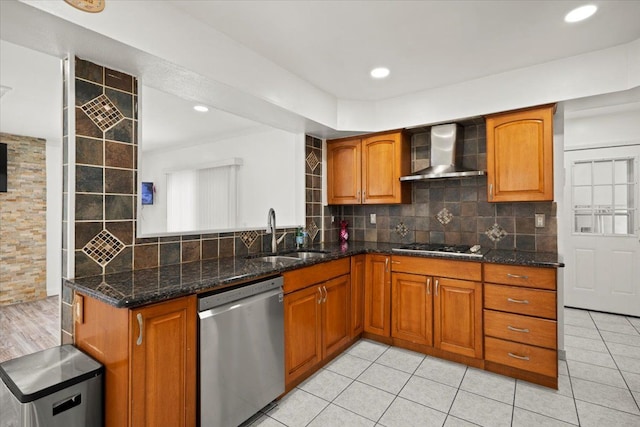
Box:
xmin=198 ymin=276 xmax=284 ymax=427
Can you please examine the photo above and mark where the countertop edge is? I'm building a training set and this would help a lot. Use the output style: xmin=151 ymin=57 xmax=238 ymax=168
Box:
xmin=65 ymin=245 xmax=563 ymax=309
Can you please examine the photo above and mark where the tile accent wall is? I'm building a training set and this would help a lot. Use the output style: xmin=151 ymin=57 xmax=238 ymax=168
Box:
xmin=0 ymin=133 xmax=47 ymax=305
xmin=305 ymin=136 xmax=323 ymax=244
xmin=325 ymin=122 xmax=558 ymax=252
xmin=61 ymin=57 xmax=313 ymax=341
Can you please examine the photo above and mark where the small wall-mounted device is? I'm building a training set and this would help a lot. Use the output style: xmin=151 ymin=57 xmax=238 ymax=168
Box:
xmin=141 ymin=182 xmax=154 ymax=205
xmin=0 ymin=143 xmax=7 ymax=192
xmin=535 ymin=213 xmax=545 ymax=228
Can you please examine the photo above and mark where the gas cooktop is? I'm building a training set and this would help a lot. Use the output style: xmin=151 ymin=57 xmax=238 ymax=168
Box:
xmin=392 ymin=243 xmax=483 ymax=258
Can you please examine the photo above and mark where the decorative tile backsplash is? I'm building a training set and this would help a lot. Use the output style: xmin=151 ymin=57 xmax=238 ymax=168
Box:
xmin=82 ymin=229 xmax=125 ymax=266
xmin=325 ymin=121 xmax=558 ymax=252
xmin=80 ymin=93 xmax=125 ymax=131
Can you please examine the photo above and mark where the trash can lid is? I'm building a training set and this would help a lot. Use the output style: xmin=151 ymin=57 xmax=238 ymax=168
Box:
xmin=0 ymin=345 xmax=103 ymax=403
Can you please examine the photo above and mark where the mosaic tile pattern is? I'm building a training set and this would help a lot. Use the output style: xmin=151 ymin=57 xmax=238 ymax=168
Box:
xmin=306 ymin=150 xmax=320 ymax=172
xmin=240 ymin=230 xmax=260 ymax=248
xmin=485 ymin=223 xmax=508 ymax=242
xmin=395 ymin=221 xmax=409 ymax=237
xmin=81 ymin=94 xmax=124 ymax=131
xmin=82 ymin=229 xmax=126 ymax=266
xmin=436 ymin=207 xmax=454 ymax=225
xmin=306 ymin=219 xmax=319 ymax=241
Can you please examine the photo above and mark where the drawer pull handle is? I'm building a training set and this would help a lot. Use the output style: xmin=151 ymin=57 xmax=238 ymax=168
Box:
xmin=136 ymin=313 xmax=143 ymax=346
xmin=507 ymin=298 xmax=529 ymax=304
xmin=508 ymin=352 xmax=530 ymax=361
xmin=507 ymin=273 xmax=529 ymax=279
xmin=507 ymin=325 xmax=530 ymax=333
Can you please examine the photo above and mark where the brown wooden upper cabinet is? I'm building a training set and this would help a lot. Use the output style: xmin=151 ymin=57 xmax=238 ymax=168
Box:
xmin=485 ymin=104 xmax=555 ymax=202
xmin=327 ymin=131 xmax=411 ymax=205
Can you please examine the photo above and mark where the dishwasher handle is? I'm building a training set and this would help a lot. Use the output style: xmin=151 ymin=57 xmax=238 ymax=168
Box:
xmin=199 ymin=287 xmax=283 ymax=320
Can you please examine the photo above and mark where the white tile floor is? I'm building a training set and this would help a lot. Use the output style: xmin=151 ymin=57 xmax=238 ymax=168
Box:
xmin=251 ymin=308 xmax=640 ymax=427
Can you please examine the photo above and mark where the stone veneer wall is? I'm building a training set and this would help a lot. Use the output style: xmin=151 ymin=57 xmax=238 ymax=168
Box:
xmin=61 ymin=58 xmax=318 ymax=342
xmin=0 ymin=133 xmax=47 ymax=305
xmin=324 ymin=121 xmax=558 ymax=252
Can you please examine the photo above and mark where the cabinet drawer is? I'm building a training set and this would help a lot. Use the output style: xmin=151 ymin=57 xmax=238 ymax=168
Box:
xmin=484 ymin=310 xmax=556 ymax=349
xmin=391 ymin=256 xmax=481 ymax=281
xmin=484 ymin=264 xmax=556 ymax=290
xmin=485 ymin=337 xmax=557 ymax=377
xmin=484 ymin=284 xmax=556 ymax=319
xmin=283 ymin=258 xmax=350 ymax=294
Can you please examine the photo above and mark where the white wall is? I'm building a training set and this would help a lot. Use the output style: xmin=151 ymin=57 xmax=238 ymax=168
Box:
xmin=0 ymin=40 xmax=63 ymax=297
xmin=139 ymin=127 xmax=305 ymax=236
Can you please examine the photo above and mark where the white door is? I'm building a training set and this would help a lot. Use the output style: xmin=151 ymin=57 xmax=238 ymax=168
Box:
xmin=564 ymin=144 xmax=640 ymax=316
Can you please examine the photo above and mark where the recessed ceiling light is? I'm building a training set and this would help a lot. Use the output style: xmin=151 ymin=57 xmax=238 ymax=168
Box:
xmin=564 ymin=5 xmax=597 ymax=23
xmin=370 ymin=67 xmax=390 ymax=79
xmin=193 ymin=105 xmax=209 ymax=113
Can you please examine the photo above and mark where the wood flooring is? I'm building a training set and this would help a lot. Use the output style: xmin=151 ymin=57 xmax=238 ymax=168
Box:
xmin=0 ymin=296 xmax=60 ymax=363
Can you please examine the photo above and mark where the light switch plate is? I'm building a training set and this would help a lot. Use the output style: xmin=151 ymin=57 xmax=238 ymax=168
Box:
xmin=535 ymin=213 xmax=545 ymax=228
xmin=370 ymin=214 xmax=376 ymax=224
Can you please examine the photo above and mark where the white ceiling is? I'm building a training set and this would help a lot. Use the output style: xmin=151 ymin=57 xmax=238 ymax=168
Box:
xmin=1 ymin=0 xmax=639 ymax=146
xmin=169 ymin=0 xmax=640 ymax=101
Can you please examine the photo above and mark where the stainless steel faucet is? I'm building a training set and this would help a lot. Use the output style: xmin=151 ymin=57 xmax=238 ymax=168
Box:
xmin=267 ymin=208 xmax=288 ymax=254
xmin=267 ymin=208 xmax=277 ymax=253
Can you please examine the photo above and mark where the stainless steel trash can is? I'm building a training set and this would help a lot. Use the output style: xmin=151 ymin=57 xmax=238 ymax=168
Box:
xmin=0 ymin=345 xmax=103 ymax=427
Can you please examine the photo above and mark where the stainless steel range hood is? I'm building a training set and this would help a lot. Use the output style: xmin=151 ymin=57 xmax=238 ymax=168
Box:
xmin=400 ymin=123 xmax=485 ymax=181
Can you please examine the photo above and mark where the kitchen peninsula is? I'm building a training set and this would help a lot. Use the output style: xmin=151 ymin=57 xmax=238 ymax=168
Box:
xmin=65 ymin=243 xmax=563 ymax=427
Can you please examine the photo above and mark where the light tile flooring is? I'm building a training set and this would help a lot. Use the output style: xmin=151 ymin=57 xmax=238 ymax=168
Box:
xmin=2 ymin=300 xmax=639 ymax=426
xmin=251 ymin=307 xmax=640 ymax=427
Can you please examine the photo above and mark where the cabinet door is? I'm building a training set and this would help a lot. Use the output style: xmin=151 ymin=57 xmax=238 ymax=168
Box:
xmin=364 ymin=254 xmax=391 ymax=336
xmin=486 ymin=105 xmax=554 ymax=202
xmin=284 ymin=285 xmax=322 ymax=385
xmin=392 ymin=272 xmax=433 ymax=345
xmin=434 ymin=278 xmax=483 ymax=359
xmin=350 ymin=255 xmax=366 ymax=337
xmin=362 ymin=132 xmax=410 ymax=204
xmin=327 ymin=139 xmax=361 ymax=204
xmin=130 ymin=296 xmax=196 ymax=427
xmin=322 ymin=274 xmax=351 ymax=358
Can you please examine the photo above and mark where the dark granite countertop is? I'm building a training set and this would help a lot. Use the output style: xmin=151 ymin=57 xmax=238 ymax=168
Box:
xmin=64 ymin=242 xmax=563 ymax=309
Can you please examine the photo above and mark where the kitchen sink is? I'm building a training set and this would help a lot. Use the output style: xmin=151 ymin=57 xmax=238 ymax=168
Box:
xmin=252 ymin=255 xmax=302 ymax=265
xmin=283 ymin=251 xmax=329 ymax=260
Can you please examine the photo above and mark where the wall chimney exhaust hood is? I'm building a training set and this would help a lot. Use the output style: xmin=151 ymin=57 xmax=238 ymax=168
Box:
xmin=400 ymin=123 xmax=485 ymax=181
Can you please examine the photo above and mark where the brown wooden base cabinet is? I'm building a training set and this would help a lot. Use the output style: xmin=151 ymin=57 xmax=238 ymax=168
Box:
xmin=364 ymin=254 xmax=391 ymax=337
xmin=390 ymin=256 xmax=483 ymax=359
xmin=483 ymin=263 xmax=558 ymax=388
xmin=74 ymin=294 xmax=197 ymax=427
xmin=283 ymin=259 xmax=352 ymax=390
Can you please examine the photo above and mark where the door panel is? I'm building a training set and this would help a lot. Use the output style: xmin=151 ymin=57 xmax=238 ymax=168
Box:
xmin=364 ymin=255 xmax=391 ymax=336
xmin=323 ymin=274 xmax=351 ymax=358
xmin=563 ymin=145 xmax=640 ymax=316
xmin=284 ymin=286 xmax=322 ymax=384
xmin=391 ymin=273 xmax=432 ymax=345
xmin=434 ymin=278 xmax=482 ymax=358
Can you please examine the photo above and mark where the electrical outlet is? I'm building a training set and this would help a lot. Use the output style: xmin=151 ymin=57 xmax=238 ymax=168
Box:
xmin=370 ymin=213 xmax=376 ymax=224
xmin=535 ymin=213 xmax=545 ymax=228
xmin=331 ymin=215 xmax=335 ymax=223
